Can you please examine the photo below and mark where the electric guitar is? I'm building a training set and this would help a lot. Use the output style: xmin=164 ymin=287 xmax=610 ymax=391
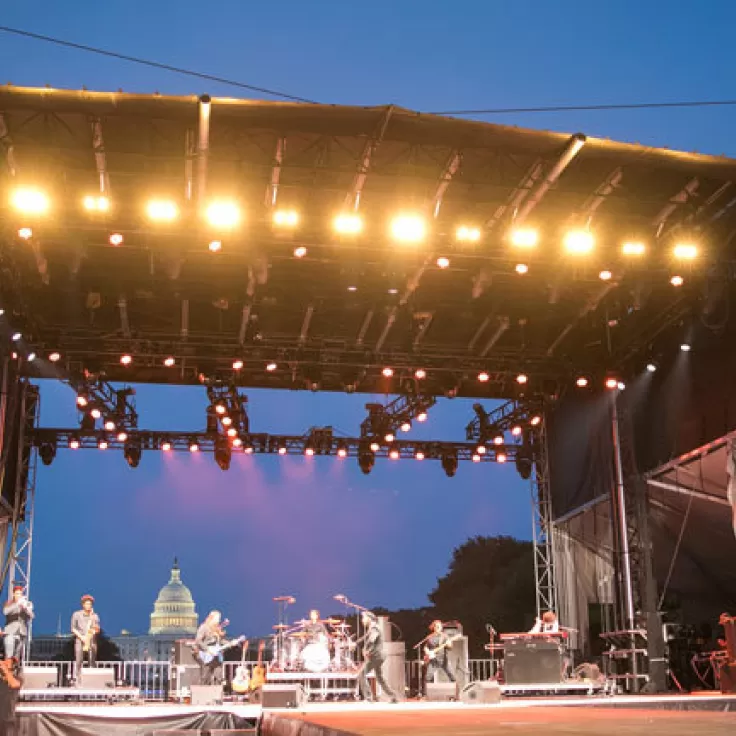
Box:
xmin=249 ymin=640 xmax=266 ymax=691
xmin=197 ymin=636 xmax=246 ymax=665
xmin=231 ymin=639 xmax=250 ymax=694
xmin=423 ymin=634 xmax=462 ymax=664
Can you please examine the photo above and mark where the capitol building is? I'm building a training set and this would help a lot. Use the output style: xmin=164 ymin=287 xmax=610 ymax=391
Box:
xmin=30 ymin=559 xmax=199 ymax=662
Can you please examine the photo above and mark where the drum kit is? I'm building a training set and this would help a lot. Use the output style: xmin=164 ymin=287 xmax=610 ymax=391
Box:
xmin=271 ymin=618 xmax=358 ymax=673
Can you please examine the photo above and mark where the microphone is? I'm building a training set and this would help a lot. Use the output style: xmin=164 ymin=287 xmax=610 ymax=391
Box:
xmin=288 ymin=597 xmax=296 ymax=604
xmin=333 ymin=594 xmax=346 ymax=602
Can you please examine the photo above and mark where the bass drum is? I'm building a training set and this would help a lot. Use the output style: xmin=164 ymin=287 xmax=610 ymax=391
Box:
xmin=300 ymin=642 xmax=331 ymax=672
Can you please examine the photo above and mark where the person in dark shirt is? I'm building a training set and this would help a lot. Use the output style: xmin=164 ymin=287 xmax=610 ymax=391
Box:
xmin=356 ymin=611 xmax=398 ymax=703
xmin=303 ymin=609 xmax=328 ymax=644
xmin=71 ymin=595 xmax=100 ymax=687
xmin=194 ymin=611 xmax=225 ymax=685
xmin=423 ymin=620 xmax=455 ymax=695
xmin=1 ymin=586 xmax=34 ymax=689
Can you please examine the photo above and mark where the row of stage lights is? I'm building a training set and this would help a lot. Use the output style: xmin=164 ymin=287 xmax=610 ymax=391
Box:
xmin=9 ymin=188 xmax=703 ymax=266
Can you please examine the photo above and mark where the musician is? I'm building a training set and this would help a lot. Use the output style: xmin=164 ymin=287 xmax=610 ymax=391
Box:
xmin=304 ymin=609 xmax=328 ymax=644
xmin=194 ymin=610 xmax=225 ymax=685
xmin=530 ymin=610 xmax=559 ymax=634
xmin=1 ymin=586 xmax=34 ymax=689
xmin=356 ymin=611 xmax=398 ymax=703
xmin=71 ymin=595 xmax=100 ymax=686
xmin=423 ymin=620 xmax=456 ymax=695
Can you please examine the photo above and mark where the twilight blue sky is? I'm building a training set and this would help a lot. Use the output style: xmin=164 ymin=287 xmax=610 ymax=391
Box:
xmin=1 ymin=1 xmax=734 ymax=638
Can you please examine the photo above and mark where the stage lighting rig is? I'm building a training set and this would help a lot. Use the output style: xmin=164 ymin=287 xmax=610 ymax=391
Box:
xmin=205 ymin=382 xmax=249 ymax=438
xmin=69 ymin=375 xmax=138 ymax=433
xmin=465 ymin=398 xmax=542 ymax=444
xmin=360 ymin=393 xmax=436 ymax=441
xmin=214 ymin=436 xmax=232 ymax=471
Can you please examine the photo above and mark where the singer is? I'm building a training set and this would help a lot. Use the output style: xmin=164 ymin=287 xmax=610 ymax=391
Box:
xmin=1 ymin=585 xmax=34 ymax=689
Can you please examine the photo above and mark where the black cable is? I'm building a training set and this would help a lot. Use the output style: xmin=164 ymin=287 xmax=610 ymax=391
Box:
xmin=0 ymin=25 xmax=316 ymax=104
xmin=428 ymin=100 xmax=736 ymax=116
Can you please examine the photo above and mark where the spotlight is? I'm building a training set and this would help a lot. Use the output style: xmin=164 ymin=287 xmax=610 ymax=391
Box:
xmin=102 ymin=420 xmax=115 ymax=432
xmin=278 ymin=446 xmax=287 ymax=455
xmin=69 ymin=438 xmax=80 ymax=449
xmin=510 ymin=227 xmax=539 ymax=248
xmin=670 ymin=275 xmax=684 ymax=287
xmin=416 ymin=411 xmax=428 ymax=423
xmin=673 ymin=243 xmax=698 ymax=260
xmin=400 ymin=422 xmax=411 ymax=433
xmin=227 ymin=427 xmax=237 ymax=438
xmin=493 ymin=435 xmax=504 ymax=445
xmin=415 ymin=450 xmax=425 ymax=460
xmin=388 ymin=288 xmax=399 ymax=295
xmin=563 ymin=229 xmax=594 ymax=255
xmin=11 ymin=188 xmax=49 ymax=215
xmin=124 ymin=441 xmax=141 ymax=468
xmin=472 ymin=454 xmax=481 ymax=463
xmin=334 ymin=213 xmax=363 ymax=235
xmin=414 ymin=369 xmax=426 ymax=380
xmin=511 ymin=425 xmax=522 ymax=436
xmin=382 ymin=367 xmax=394 ymax=378
xmin=337 ymin=447 xmax=348 ymax=458
xmin=232 ymin=359 xmax=243 ymax=370
xmin=515 ymin=263 xmax=529 ymax=275
xmin=478 ymin=371 xmax=490 ymax=383
xmin=11 ymin=332 xmax=22 ymax=342
xmin=146 ymin=199 xmax=178 ymax=222
xmin=18 ymin=227 xmax=33 ymax=240
xmin=622 ymin=241 xmax=646 ymax=256
xmin=266 ymin=362 xmax=277 ymax=372
xmin=189 ymin=441 xmax=200 ymax=453
xmin=80 ymin=413 xmax=96 ymax=431
xmin=83 ymin=195 xmax=110 ymax=212
xmin=441 ymin=452 xmax=458 ymax=478
xmin=117 ymin=431 xmax=128 ymax=442
xmin=120 ymin=354 xmax=132 ymax=366
xmin=273 ymin=209 xmax=299 ymax=227
xmin=476 ymin=445 xmax=487 ymax=455
xmin=389 ymin=447 xmax=400 ymax=460
xmin=161 ymin=441 xmax=172 ymax=452
xmin=164 ymin=356 xmax=176 ymax=367
xmin=384 ymin=433 xmax=395 ymax=443
xmin=680 ymin=343 xmax=691 ymax=352
xmin=516 ymin=373 xmax=528 ymax=385
xmin=98 ymin=439 xmax=108 ymax=450
xmin=456 ymin=225 xmax=481 ymax=243
xmin=436 ymin=256 xmax=450 ymax=269
xmin=48 ymin=351 xmax=61 ymax=363
xmin=646 ymin=363 xmax=657 ymax=373
xmin=205 ymin=201 xmax=240 ymax=229
xmin=90 ymin=408 xmax=102 ymax=420
xmin=305 ymin=447 xmax=315 ymax=457
xmin=530 ymin=415 xmax=542 ymax=426
xmin=497 ymin=452 xmax=508 ymax=463
xmin=27 ymin=352 xmax=36 ymax=362
xmin=347 ymin=286 xmax=358 ymax=292
xmin=605 ymin=378 xmax=618 ymax=390
xmin=221 ymin=416 xmax=233 ymax=427
xmin=617 ymin=381 xmax=626 ymax=390
xmin=108 ymin=232 xmax=124 ymax=246
xmin=576 ymin=376 xmax=589 ymax=388
xmin=244 ymin=444 xmax=254 ymax=454
xmin=208 ymin=240 xmax=222 ymax=253
xmin=358 ymin=448 xmax=375 ymax=475
xmin=39 ymin=441 xmax=57 ymax=465
xmin=390 ymin=213 xmax=426 ymax=243
xmin=215 ymin=404 xmax=227 ymax=415
xmin=293 ymin=246 xmax=308 ymax=258
xmin=370 ymin=442 xmax=380 ymax=452
xmin=599 ymin=270 xmax=612 ymax=281
xmin=232 ymin=437 xmax=243 ymax=448
xmin=214 ymin=440 xmax=232 ymax=471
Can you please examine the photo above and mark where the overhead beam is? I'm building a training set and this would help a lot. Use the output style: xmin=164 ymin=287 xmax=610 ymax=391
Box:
xmin=653 ymin=177 xmax=699 ymax=234
xmin=344 ymin=105 xmax=394 ymax=210
xmin=265 ymin=137 xmax=286 ymax=207
xmin=484 ymin=160 xmax=543 ymax=231
xmin=0 ymin=113 xmax=17 ymax=176
xmin=514 ymin=134 xmax=586 ymax=225
xmin=299 ymin=305 xmax=315 ymax=345
xmin=356 ymin=310 xmax=374 ymax=347
xmin=184 ymin=129 xmax=196 ymax=202
xmin=430 ymin=151 xmax=462 ymax=218
xmin=468 ymin=316 xmax=492 ymax=351
xmin=238 ymin=304 xmax=252 ymax=345
xmin=91 ymin=119 xmax=110 ymax=194
xmin=647 ymin=478 xmax=731 ymax=508
xmin=412 ymin=312 xmax=434 ymax=348
xmin=197 ymin=95 xmax=211 ymax=203
xmin=579 ymin=167 xmax=623 ymax=218
xmin=118 ymin=297 xmax=131 ymax=339
xmin=479 ymin=316 xmax=511 ymax=357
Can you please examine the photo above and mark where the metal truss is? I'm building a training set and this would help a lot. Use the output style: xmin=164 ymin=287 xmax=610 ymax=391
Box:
xmin=465 ymin=398 xmax=542 ymax=443
xmin=70 ymin=375 xmax=138 ymax=432
xmin=205 ymin=381 xmax=249 ymax=436
xmin=360 ymin=393 xmax=437 ymax=439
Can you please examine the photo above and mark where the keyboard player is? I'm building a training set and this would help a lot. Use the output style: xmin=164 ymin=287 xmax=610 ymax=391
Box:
xmin=530 ymin=610 xmax=559 ymax=634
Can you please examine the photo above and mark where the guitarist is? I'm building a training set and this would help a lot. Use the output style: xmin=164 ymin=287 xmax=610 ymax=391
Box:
xmin=71 ymin=595 xmax=100 ymax=686
xmin=194 ymin=611 xmax=226 ymax=685
xmin=355 ymin=611 xmax=399 ymax=703
xmin=423 ymin=620 xmax=456 ymax=696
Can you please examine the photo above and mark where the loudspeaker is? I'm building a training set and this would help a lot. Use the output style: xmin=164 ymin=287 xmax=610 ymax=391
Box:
xmin=79 ymin=667 xmax=115 ymax=688
xmin=174 ymin=665 xmax=201 ymax=689
xmin=21 ymin=665 xmax=58 ymax=688
xmin=443 ymin=632 xmax=469 ymax=690
xmin=719 ymin=662 xmax=736 ymax=694
xmin=504 ymin=642 xmax=562 ymax=685
xmin=174 ymin=639 xmax=199 ymax=666
xmin=191 ymin=684 xmax=222 ymax=705
xmin=257 ymin=683 xmax=306 ymax=708
xmin=460 ymin=681 xmax=501 ymax=704
xmin=426 ymin=682 xmax=457 ymax=701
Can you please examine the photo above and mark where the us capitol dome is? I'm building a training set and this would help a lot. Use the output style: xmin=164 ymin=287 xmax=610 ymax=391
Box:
xmin=149 ymin=558 xmax=198 ymax=636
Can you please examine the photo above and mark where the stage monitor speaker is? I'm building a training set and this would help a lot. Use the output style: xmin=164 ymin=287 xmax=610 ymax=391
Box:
xmin=174 ymin=639 xmax=199 ymax=667
xmin=382 ymin=642 xmax=405 ymax=701
xmin=426 ymin=681 xmax=458 ymax=701
xmin=191 ymin=684 xmax=223 ymax=706
xmin=258 ymin=683 xmax=306 ymax=708
xmin=21 ymin=665 xmax=57 ymax=689
xmin=460 ymin=681 xmax=501 ymax=704
xmin=504 ymin=642 xmax=562 ymax=685
xmin=80 ymin=667 xmax=115 ymax=689
xmin=174 ymin=664 xmax=201 ymax=690
xmin=442 ymin=631 xmax=469 ymax=690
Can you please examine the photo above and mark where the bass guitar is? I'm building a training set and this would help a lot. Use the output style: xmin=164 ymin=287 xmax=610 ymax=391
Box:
xmin=197 ymin=636 xmax=246 ymax=665
xmin=231 ymin=639 xmax=250 ymax=694
xmin=249 ymin=640 xmax=266 ymax=691
xmin=423 ymin=634 xmax=462 ymax=664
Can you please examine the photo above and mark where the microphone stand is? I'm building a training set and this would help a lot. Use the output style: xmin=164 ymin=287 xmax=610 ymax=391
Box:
xmin=273 ymin=596 xmax=295 ymax=669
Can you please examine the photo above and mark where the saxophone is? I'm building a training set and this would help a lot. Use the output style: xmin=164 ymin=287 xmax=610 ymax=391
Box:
xmin=82 ymin=616 xmax=97 ymax=653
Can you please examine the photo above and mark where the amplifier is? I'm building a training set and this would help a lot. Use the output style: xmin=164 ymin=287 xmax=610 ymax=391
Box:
xmin=460 ymin=680 xmax=501 ymax=704
xmin=21 ymin=665 xmax=57 ymax=689
xmin=79 ymin=668 xmax=115 ymax=688
xmin=174 ymin=639 xmax=198 ymax=667
xmin=173 ymin=665 xmax=201 ymax=690
xmin=191 ymin=684 xmax=222 ymax=705
xmin=504 ymin=641 xmax=563 ymax=685
xmin=257 ymin=683 xmax=306 ymax=708
xmin=425 ymin=681 xmax=457 ymax=701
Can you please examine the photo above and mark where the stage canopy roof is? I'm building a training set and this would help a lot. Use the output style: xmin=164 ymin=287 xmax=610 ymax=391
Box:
xmin=1 ymin=85 xmax=735 ymax=396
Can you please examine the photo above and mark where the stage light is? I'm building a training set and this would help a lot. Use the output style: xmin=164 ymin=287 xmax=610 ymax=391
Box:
xmin=670 ymin=275 xmax=684 ymax=287
xmin=416 ymin=411 xmax=428 ymax=422
xmin=76 ymin=395 xmax=88 ymax=408
xmin=478 ymin=371 xmax=490 ymax=383
xmin=414 ymin=368 xmax=426 ymax=380
xmin=205 ymin=201 xmax=240 ymax=229
xmin=305 ymin=447 xmax=315 ymax=456
xmin=273 ymin=209 xmax=299 ymax=228
xmin=18 ymin=227 xmax=33 ymax=240
xmin=476 ymin=445 xmax=487 ymax=455
xmin=456 ymin=225 xmax=481 ymax=243
xmin=39 ymin=442 xmax=56 ymax=466
xmin=415 ymin=450 xmax=425 ymax=460
xmin=384 ymin=433 xmax=395 ymax=443
xmin=90 ymin=408 xmax=102 ymax=420
xmin=530 ymin=415 xmax=542 ymax=426
xmin=232 ymin=437 xmax=243 ymax=448
xmin=337 ymin=447 xmax=348 ymax=458
xmin=510 ymin=227 xmax=539 ymax=248
xmin=497 ymin=452 xmax=508 ymax=463
xmin=599 ymin=270 xmax=612 ymax=281
xmin=222 ymin=416 xmax=233 ymax=427
xmin=563 ymin=229 xmax=594 ymax=255
xmin=673 ymin=242 xmax=698 ymax=260
xmin=104 ymin=420 xmax=116 ymax=431
xmin=208 ymin=240 xmax=222 ymax=253
xmin=516 ymin=373 xmax=528 ymax=385
xmin=98 ymin=439 xmax=108 ymax=450
xmin=605 ymin=378 xmax=618 ymax=390
xmin=334 ymin=213 xmax=363 ymax=235
xmin=161 ymin=441 xmax=172 ymax=452
xmin=617 ymin=381 xmax=626 ymax=390
xmin=622 ymin=241 xmax=646 ymax=256
xmin=164 ymin=356 xmax=176 ymax=367
xmin=83 ymin=195 xmax=110 ymax=212
xmin=232 ymin=359 xmax=243 ymax=370
xmin=189 ymin=441 xmax=200 ymax=453
xmin=0 ymin=309 xmax=5 ymax=317
xmin=436 ymin=256 xmax=450 ymax=269
xmin=646 ymin=363 xmax=657 ymax=373
xmin=227 ymin=427 xmax=237 ymax=438
xmin=370 ymin=442 xmax=380 ymax=452
xmin=120 ymin=354 xmax=132 ymax=366
xmin=80 ymin=413 xmax=96 ymax=432
xmin=215 ymin=404 xmax=227 ymax=416
xmin=27 ymin=352 xmax=36 ymax=362
xmin=576 ymin=376 xmax=589 ymax=388
xmin=244 ymin=444 xmax=254 ymax=454
xmin=511 ymin=425 xmax=522 ymax=436
xmin=515 ymin=263 xmax=529 ymax=275
xmin=400 ymin=422 xmax=411 ymax=433
xmin=492 ymin=435 xmax=503 ymax=446
xmin=266 ymin=362 xmax=277 ymax=372
xmin=146 ymin=199 xmax=178 ymax=222
xmin=48 ymin=351 xmax=61 ymax=362
xmin=294 ymin=246 xmax=307 ymax=258
xmin=124 ymin=441 xmax=141 ymax=468
xmin=215 ymin=441 xmax=232 ymax=471
xmin=389 ymin=447 xmax=400 ymax=460
xmin=472 ymin=454 xmax=481 ymax=463
xmin=441 ymin=452 xmax=458 ymax=478
xmin=382 ymin=367 xmax=394 ymax=378
xmin=388 ymin=288 xmax=399 ymax=295
xmin=117 ymin=431 xmax=128 ymax=442
xmin=358 ymin=449 xmax=375 ymax=475
xmin=69 ymin=438 xmax=80 ymax=450
xmin=278 ymin=446 xmax=287 ymax=455
xmin=11 ymin=332 xmax=21 ymax=342
xmin=11 ymin=188 xmax=49 ymax=215
xmin=390 ymin=213 xmax=426 ymax=244
xmin=680 ymin=343 xmax=691 ymax=352
xmin=347 ymin=286 xmax=358 ymax=292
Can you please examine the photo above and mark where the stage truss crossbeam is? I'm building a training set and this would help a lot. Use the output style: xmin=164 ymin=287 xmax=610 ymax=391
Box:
xmin=360 ymin=393 xmax=437 ymax=439
xmin=68 ymin=376 xmax=139 ymax=431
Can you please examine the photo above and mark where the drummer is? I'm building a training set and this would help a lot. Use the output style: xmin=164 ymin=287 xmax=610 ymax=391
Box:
xmin=304 ymin=609 xmax=329 ymax=644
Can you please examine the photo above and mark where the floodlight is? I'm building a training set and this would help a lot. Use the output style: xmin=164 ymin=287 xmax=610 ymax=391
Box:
xmin=205 ymin=200 xmax=240 ymax=229
xmin=18 ymin=227 xmax=33 ymax=240
xmin=11 ymin=188 xmax=49 ymax=215
xmin=515 ymin=263 xmax=529 ymax=275
xmin=390 ymin=214 xmax=426 ymax=243
xmin=124 ymin=441 xmax=141 ymax=468
xmin=622 ymin=241 xmax=646 ymax=256
xmin=456 ymin=225 xmax=481 ymax=243
xmin=333 ymin=213 xmax=363 ymax=235
xmin=670 ymin=275 xmax=684 ymax=287
xmin=510 ymin=228 xmax=539 ymax=248
xmin=599 ymin=270 xmax=612 ymax=281
xmin=436 ymin=256 xmax=450 ymax=269
xmin=146 ymin=199 xmax=178 ymax=222
xmin=273 ymin=209 xmax=299 ymax=228
xmin=441 ymin=451 xmax=458 ymax=478
xmin=564 ymin=229 xmax=594 ymax=254
xmin=83 ymin=195 xmax=110 ymax=212
xmin=673 ymin=243 xmax=698 ymax=260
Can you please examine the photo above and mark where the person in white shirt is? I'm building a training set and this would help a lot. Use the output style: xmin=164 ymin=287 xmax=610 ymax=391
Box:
xmin=530 ymin=611 xmax=559 ymax=634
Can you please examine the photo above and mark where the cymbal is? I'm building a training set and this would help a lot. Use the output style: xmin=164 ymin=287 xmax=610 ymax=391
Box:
xmin=288 ymin=631 xmax=310 ymax=638
xmin=272 ymin=624 xmax=289 ymax=629
xmin=325 ymin=618 xmax=342 ymax=624
xmin=332 ymin=622 xmax=351 ymax=629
